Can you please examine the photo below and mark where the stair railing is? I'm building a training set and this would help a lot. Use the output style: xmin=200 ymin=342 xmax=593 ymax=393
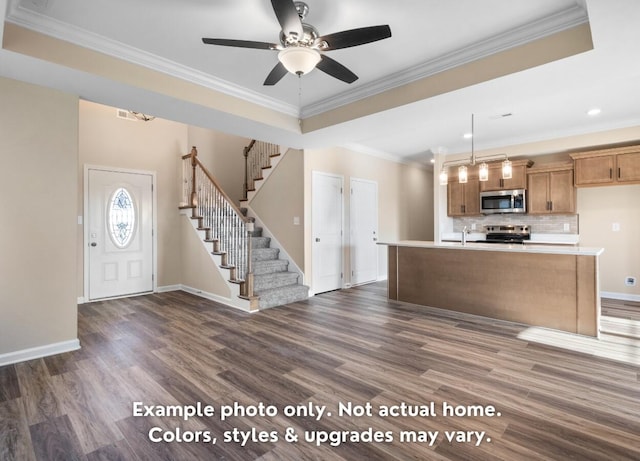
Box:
xmin=182 ymin=147 xmax=254 ymax=298
xmin=243 ymin=140 xmax=280 ymax=200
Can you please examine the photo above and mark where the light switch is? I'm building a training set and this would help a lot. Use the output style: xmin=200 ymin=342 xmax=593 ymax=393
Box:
xmin=612 ymin=222 xmax=620 ymax=232
xmin=293 ymin=216 xmax=300 ymax=225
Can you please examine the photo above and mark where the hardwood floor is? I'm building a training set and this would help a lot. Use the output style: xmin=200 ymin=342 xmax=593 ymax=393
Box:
xmin=1 ymin=283 xmax=639 ymax=460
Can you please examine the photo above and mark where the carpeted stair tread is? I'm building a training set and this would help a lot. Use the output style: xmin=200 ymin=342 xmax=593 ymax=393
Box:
xmin=253 ymin=271 xmax=299 ymax=290
xmin=251 ymin=236 xmax=271 ymax=249
xmin=252 ymin=259 xmax=289 ymax=275
xmin=252 ymin=247 xmax=279 ymax=261
xmin=256 ymin=284 xmax=310 ymax=309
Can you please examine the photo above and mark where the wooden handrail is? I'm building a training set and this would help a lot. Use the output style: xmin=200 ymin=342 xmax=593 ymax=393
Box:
xmin=182 ymin=146 xmax=255 ymax=299
xmin=194 ymin=157 xmax=251 ymax=223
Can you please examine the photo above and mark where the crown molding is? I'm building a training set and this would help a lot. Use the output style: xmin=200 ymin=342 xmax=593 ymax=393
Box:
xmin=5 ymin=0 xmax=299 ymax=116
xmin=341 ymin=142 xmax=431 ymax=169
xmin=302 ymin=5 xmax=589 ymax=117
xmin=6 ymin=1 xmax=588 ymax=122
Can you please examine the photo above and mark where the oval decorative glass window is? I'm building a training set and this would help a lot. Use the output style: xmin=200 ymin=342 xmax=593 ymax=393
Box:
xmin=108 ymin=187 xmax=136 ymax=248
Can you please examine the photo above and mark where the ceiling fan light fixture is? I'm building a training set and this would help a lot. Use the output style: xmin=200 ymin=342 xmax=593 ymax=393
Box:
xmin=278 ymin=46 xmax=321 ymax=75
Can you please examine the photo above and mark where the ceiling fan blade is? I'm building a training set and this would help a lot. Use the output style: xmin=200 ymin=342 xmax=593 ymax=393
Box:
xmin=318 ymin=25 xmax=392 ymax=51
xmin=271 ymin=0 xmax=304 ymax=38
xmin=316 ymin=55 xmax=358 ymax=84
xmin=263 ymin=62 xmax=288 ymax=86
xmin=202 ymin=38 xmax=277 ymax=50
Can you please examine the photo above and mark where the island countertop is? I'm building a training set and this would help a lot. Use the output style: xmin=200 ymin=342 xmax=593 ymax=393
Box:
xmin=379 ymin=240 xmax=604 ymax=256
xmin=382 ymin=241 xmax=602 ymax=337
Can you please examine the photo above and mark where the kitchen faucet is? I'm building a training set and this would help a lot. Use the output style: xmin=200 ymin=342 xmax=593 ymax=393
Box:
xmin=462 ymin=226 xmax=469 ymax=246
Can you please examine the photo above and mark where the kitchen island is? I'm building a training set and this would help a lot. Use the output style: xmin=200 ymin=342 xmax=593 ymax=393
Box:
xmin=382 ymin=241 xmax=604 ymax=337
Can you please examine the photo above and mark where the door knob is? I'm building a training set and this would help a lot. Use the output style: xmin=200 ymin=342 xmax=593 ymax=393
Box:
xmin=315 ymin=238 xmax=320 ymax=242
xmin=91 ymin=242 xmax=97 ymax=247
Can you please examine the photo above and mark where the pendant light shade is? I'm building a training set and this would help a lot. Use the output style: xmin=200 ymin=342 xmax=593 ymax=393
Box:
xmin=502 ymin=159 xmax=513 ymax=179
xmin=478 ymin=162 xmax=489 ymax=182
xmin=439 ymin=169 xmax=448 ymax=185
xmin=458 ymin=165 xmax=468 ymax=184
xmin=278 ymin=46 xmax=321 ymax=75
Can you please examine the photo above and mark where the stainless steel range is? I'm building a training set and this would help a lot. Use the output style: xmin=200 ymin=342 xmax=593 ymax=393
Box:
xmin=483 ymin=225 xmax=530 ymax=244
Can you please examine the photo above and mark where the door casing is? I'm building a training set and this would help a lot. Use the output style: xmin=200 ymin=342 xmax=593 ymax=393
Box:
xmin=83 ymin=165 xmax=157 ymax=302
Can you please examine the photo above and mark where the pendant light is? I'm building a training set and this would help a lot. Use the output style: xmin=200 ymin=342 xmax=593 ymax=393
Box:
xmin=502 ymin=159 xmax=512 ymax=179
xmin=438 ymin=114 xmax=513 ymax=186
xmin=478 ymin=162 xmax=489 ymax=182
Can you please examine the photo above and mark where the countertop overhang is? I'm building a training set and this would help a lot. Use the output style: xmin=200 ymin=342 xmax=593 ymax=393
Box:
xmin=379 ymin=240 xmax=604 ymax=256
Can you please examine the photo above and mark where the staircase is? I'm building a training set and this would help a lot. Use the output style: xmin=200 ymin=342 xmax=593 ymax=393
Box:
xmin=250 ymin=226 xmax=309 ymax=309
xmin=181 ymin=144 xmax=308 ymax=311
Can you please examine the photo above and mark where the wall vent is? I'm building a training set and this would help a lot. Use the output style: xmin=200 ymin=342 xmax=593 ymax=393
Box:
xmin=116 ymin=109 xmax=137 ymax=121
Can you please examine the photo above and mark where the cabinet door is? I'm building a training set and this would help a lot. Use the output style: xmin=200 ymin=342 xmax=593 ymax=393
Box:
xmin=616 ymin=152 xmax=640 ymax=183
xmin=527 ymin=172 xmax=550 ymax=214
xmin=447 ymin=181 xmax=464 ymax=216
xmin=480 ymin=164 xmax=527 ymax=191
xmin=479 ymin=164 xmax=504 ymax=191
xmin=574 ymin=155 xmax=615 ymax=186
xmin=464 ymin=178 xmax=480 ymax=215
xmin=548 ymin=170 xmax=575 ymax=213
xmin=503 ymin=164 xmax=528 ymax=190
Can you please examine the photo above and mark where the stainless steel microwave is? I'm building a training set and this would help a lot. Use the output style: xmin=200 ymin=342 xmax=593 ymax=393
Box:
xmin=480 ymin=189 xmax=526 ymax=214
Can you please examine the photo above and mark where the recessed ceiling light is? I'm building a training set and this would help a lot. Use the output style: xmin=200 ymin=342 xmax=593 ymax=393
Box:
xmin=587 ymin=108 xmax=601 ymax=116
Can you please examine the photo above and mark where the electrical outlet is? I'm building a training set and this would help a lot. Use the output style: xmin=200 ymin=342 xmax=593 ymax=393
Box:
xmin=625 ymin=277 xmax=637 ymax=287
xmin=563 ymin=223 xmax=570 ymax=232
xmin=471 ymin=223 xmax=477 ymax=231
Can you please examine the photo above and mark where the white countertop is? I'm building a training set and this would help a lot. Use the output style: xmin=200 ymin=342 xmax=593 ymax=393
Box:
xmin=441 ymin=232 xmax=580 ymax=245
xmin=379 ymin=240 xmax=604 ymax=256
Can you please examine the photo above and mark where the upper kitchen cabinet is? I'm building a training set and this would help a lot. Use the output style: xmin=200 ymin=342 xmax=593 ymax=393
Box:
xmin=571 ymin=145 xmax=640 ymax=186
xmin=447 ymin=166 xmax=480 ymax=216
xmin=527 ymin=163 xmax=576 ymax=214
xmin=479 ymin=159 xmax=534 ymax=191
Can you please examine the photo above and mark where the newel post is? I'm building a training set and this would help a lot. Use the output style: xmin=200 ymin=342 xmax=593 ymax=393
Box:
xmin=245 ymin=220 xmax=255 ymax=298
xmin=243 ymin=145 xmax=249 ymax=201
xmin=190 ymin=146 xmax=198 ymax=218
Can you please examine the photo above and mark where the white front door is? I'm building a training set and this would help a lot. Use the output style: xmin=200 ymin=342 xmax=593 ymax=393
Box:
xmin=350 ymin=178 xmax=378 ymax=285
xmin=312 ymin=171 xmax=344 ymax=294
xmin=87 ymin=168 xmax=154 ymax=300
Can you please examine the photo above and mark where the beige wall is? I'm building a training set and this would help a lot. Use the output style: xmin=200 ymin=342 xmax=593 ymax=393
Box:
xmin=187 ymin=126 xmax=250 ymax=207
xmin=250 ymin=149 xmax=305 ymax=269
xmin=78 ymin=101 xmax=188 ymax=294
xmin=578 ymin=185 xmax=640 ymax=296
xmin=0 ymin=77 xmax=78 ymax=356
xmin=179 ymin=216 xmax=231 ymax=298
xmin=304 ymin=147 xmax=433 ymax=289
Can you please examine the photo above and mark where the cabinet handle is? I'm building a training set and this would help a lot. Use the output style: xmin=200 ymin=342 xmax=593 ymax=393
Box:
xmin=462 ymin=205 xmax=465 ymax=213
xmin=618 ymin=167 xmax=621 ymax=179
xmin=609 ymin=168 xmax=612 ymax=179
xmin=549 ymin=201 xmax=553 ymax=211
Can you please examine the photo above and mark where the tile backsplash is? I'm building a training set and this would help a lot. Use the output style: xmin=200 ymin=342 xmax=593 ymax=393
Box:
xmin=453 ymin=214 xmax=579 ymax=234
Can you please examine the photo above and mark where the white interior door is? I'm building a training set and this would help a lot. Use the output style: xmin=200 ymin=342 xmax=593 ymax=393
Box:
xmin=350 ymin=178 xmax=379 ymax=285
xmin=87 ymin=168 xmax=154 ymax=300
xmin=312 ymin=171 xmax=344 ymax=294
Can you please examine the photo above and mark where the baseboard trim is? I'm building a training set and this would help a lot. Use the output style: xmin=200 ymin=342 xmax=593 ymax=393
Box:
xmin=601 ymin=291 xmax=640 ymax=302
xmin=180 ymin=285 xmax=252 ymax=312
xmin=0 ymin=339 xmax=81 ymax=367
xmin=157 ymin=285 xmax=181 ymax=293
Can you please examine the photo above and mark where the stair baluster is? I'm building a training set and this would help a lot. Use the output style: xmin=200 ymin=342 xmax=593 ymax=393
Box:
xmin=182 ymin=147 xmax=255 ymax=299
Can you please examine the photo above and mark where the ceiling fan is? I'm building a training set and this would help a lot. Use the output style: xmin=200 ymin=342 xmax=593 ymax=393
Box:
xmin=202 ymin=0 xmax=392 ymax=86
